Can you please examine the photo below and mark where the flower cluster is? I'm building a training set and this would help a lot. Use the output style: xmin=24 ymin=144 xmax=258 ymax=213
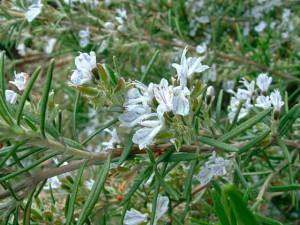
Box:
xmin=119 ymin=46 xmax=208 ymax=149
xmin=124 ymin=195 xmax=169 ymax=225
xmin=227 ymin=73 xmax=284 ymax=122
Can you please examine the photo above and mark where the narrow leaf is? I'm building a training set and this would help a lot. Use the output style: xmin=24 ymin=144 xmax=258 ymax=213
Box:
xmin=219 ymin=108 xmax=272 ymax=142
xmin=66 ymin=160 xmax=88 ymax=225
xmin=140 ymin=50 xmax=159 ymax=82
xmin=40 ymin=59 xmax=55 ymax=137
xmin=121 ymin=166 xmax=153 ymax=205
xmin=76 ymin=156 xmax=111 ymax=225
xmin=223 ymin=184 xmax=260 ymax=225
xmin=277 ymin=104 xmax=300 ymax=137
xmin=212 ymin=189 xmax=230 ymax=225
xmin=199 ymin=136 xmax=239 ymax=152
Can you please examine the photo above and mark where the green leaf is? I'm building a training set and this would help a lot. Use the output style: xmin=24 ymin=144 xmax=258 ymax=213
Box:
xmin=140 ymin=50 xmax=159 ymax=82
xmin=0 ymin=152 xmax=58 ymax=182
xmin=118 ymin=137 xmax=134 ymax=165
xmin=223 ymin=184 xmax=260 ymax=225
xmin=268 ymin=185 xmax=300 ymax=192
xmin=199 ymin=136 xmax=239 ymax=152
xmin=155 ymin=168 xmax=179 ymax=200
xmin=72 ymin=91 xmax=80 ymax=141
xmin=66 ymin=160 xmax=88 ymax=225
xmin=216 ymin=89 xmax=223 ymax=127
xmin=254 ymin=213 xmax=282 ymax=225
xmin=0 ymin=91 xmax=15 ymax=125
xmin=219 ymin=108 xmax=272 ymax=142
xmin=0 ymin=140 xmax=27 ymax=168
xmin=16 ymin=66 xmax=41 ymax=125
xmin=212 ymin=189 xmax=230 ymax=225
xmin=76 ymin=156 xmax=111 ymax=225
xmin=23 ymin=188 xmax=36 ymax=225
xmin=167 ymin=153 xmax=200 ymax=162
xmin=0 ymin=51 xmax=5 ymax=98
xmin=121 ymin=166 xmax=153 ymax=205
xmin=40 ymin=59 xmax=55 ymax=137
xmin=239 ymin=130 xmax=270 ymax=153
xmin=276 ymin=138 xmax=291 ymax=163
xmin=277 ymin=104 xmax=300 ymax=137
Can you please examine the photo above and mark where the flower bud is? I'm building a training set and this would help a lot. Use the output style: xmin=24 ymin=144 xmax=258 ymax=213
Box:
xmin=206 ymin=86 xmax=215 ymax=105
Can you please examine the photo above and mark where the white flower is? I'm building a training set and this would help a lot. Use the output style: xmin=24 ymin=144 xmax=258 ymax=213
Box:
xmin=79 ymin=28 xmax=90 ymax=39
xmin=254 ymin=21 xmax=267 ymax=32
xmin=5 ymin=90 xmax=18 ymax=104
xmin=172 ymin=86 xmax=190 ymax=116
xmin=153 ymin=195 xmax=169 ymax=224
xmin=132 ymin=113 xmax=164 ymax=149
xmin=97 ymin=40 xmax=108 ymax=54
xmin=172 ymin=46 xmax=209 ymax=87
xmin=79 ymin=28 xmax=90 ymax=48
xmin=196 ymin=16 xmax=209 ymax=24
xmin=196 ymin=43 xmax=207 ymax=54
xmin=45 ymin=38 xmax=57 ymax=54
xmin=154 ymin=79 xmax=173 ymax=113
xmin=116 ymin=8 xmax=127 ymax=24
xmin=124 ymin=208 xmax=148 ymax=225
xmin=70 ymin=69 xmax=92 ymax=86
xmin=270 ymin=89 xmax=284 ymax=112
xmin=255 ymin=95 xmax=272 ymax=109
xmin=104 ymin=22 xmax=115 ymax=30
xmin=17 ymin=42 xmax=26 ymax=56
xmin=195 ymin=152 xmax=229 ymax=185
xmin=119 ymin=85 xmax=153 ymax=127
xmin=256 ymin=73 xmax=272 ymax=92
xmin=240 ymin=78 xmax=255 ymax=96
xmin=25 ymin=0 xmax=43 ymax=23
xmin=228 ymin=98 xmax=252 ymax=122
xmin=44 ymin=176 xmax=61 ymax=190
xmin=117 ymin=25 xmax=127 ymax=33
xmin=85 ymin=179 xmax=95 ymax=190
xmin=9 ymin=72 xmax=30 ymax=91
xmin=75 ymin=51 xmax=97 ymax=72
xmin=102 ymin=128 xmax=120 ymax=149
xmin=124 ymin=195 xmax=169 ymax=225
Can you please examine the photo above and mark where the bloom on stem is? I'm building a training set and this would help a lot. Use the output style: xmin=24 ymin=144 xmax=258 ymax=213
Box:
xmin=172 ymin=46 xmax=209 ymax=87
xmin=256 ymin=73 xmax=272 ymax=93
xmin=75 ymin=52 xmax=97 ymax=72
xmin=70 ymin=69 xmax=92 ymax=86
xmin=195 ymin=152 xmax=229 ymax=185
xmin=132 ymin=112 xmax=164 ymax=149
xmin=5 ymin=90 xmax=18 ymax=104
xmin=270 ymin=89 xmax=284 ymax=112
xmin=9 ymin=72 xmax=30 ymax=91
xmin=124 ymin=195 xmax=169 ymax=225
xmin=69 ymin=52 xmax=97 ymax=86
xmin=255 ymin=95 xmax=271 ymax=109
xmin=124 ymin=209 xmax=148 ymax=225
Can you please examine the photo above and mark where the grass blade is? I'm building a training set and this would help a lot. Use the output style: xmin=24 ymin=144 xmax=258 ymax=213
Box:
xmin=40 ymin=59 xmax=55 ymax=137
xmin=140 ymin=50 xmax=159 ymax=82
xmin=121 ymin=166 xmax=153 ymax=205
xmin=199 ymin=136 xmax=239 ymax=152
xmin=219 ymin=108 xmax=272 ymax=142
xmin=66 ymin=160 xmax=88 ymax=225
xmin=76 ymin=155 xmax=111 ymax=225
